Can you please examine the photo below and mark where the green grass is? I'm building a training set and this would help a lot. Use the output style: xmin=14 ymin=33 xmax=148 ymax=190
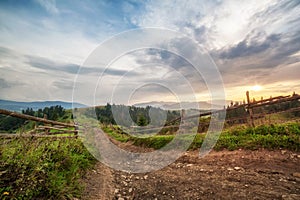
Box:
xmin=101 ymin=126 xmax=130 ymax=142
xmin=131 ymin=135 xmax=174 ymax=149
xmin=0 ymin=137 xmax=96 ymax=200
xmin=103 ymin=122 xmax=300 ymax=152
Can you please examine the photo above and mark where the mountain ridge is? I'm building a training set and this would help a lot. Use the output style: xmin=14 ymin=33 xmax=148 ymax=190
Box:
xmin=133 ymin=100 xmax=232 ymax=110
xmin=0 ymin=99 xmax=86 ymax=112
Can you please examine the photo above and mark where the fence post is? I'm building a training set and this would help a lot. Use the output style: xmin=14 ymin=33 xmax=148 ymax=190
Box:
xmin=246 ymin=91 xmax=255 ymax=127
xmin=44 ymin=114 xmax=49 ymax=134
xmin=181 ymin=109 xmax=186 ymax=124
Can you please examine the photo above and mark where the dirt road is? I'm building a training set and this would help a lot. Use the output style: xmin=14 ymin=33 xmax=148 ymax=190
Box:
xmin=82 ymin=149 xmax=300 ymax=200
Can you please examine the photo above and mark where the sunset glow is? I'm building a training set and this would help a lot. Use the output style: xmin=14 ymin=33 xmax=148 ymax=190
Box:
xmin=251 ymin=85 xmax=262 ymax=91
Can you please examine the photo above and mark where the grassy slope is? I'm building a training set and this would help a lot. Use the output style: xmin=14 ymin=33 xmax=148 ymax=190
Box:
xmin=104 ymin=122 xmax=300 ymax=151
xmin=0 ymin=137 xmax=96 ymax=200
xmin=1 ymin=112 xmax=299 ymax=199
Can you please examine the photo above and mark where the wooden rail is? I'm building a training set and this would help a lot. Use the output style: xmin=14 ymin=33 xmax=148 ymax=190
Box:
xmin=0 ymin=108 xmax=77 ymax=138
xmin=0 ymin=109 xmax=75 ymax=127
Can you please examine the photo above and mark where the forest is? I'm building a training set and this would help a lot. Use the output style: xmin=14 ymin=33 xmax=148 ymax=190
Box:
xmin=0 ymin=105 xmax=66 ymax=132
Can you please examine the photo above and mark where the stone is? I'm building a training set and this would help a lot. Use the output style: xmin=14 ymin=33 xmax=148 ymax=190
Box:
xmin=122 ymin=181 xmax=128 ymax=186
xmin=114 ymin=189 xmax=119 ymax=194
xmin=234 ymin=167 xmax=242 ymax=170
xmin=129 ymin=188 xmax=133 ymax=193
xmin=292 ymin=172 xmax=300 ymax=178
xmin=144 ymin=175 xmax=148 ymax=180
xmin=121 ymin=175 xmax=127 ymax=179
xmin=186 ymin=164 xmax=193 ymax=167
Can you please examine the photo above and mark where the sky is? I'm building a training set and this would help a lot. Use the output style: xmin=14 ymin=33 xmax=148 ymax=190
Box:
xmin=0 ymin=0 xmax=299 ymax=106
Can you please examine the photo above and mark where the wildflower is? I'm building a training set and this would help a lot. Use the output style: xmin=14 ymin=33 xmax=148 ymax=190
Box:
xmin=3 ymin=191 xmax=9 ymax=195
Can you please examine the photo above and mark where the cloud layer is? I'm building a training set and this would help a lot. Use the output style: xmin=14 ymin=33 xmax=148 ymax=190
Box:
xmin=0 ymin=0 xmax=299 ymax=104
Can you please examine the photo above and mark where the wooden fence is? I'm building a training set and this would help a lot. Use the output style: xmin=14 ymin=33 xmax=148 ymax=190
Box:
xmin=0 ymin=109 xmax=78 ymax=138
xmin=128 ymin=91 xmax=300 ymax=134
xmin=1 ymin=91 xmax=300 ymax=137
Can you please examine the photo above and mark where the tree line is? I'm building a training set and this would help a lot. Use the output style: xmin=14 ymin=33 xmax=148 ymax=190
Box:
xmin=95 ymin=103 xmax=180 ymax=127
xmin=0 ymin=105 xmax=66 ymax=132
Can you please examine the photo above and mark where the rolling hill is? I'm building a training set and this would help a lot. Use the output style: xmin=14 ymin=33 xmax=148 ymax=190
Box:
xmin=0 ymin=99 xmax=86 ymax=112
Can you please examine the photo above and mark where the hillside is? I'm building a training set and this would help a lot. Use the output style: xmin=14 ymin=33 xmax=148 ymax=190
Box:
xmin=133 ymin=100 xmax=232 ymax=110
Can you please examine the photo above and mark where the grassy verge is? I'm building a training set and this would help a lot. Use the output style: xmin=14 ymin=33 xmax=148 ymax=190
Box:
xmin=104 ymin=122 xmax=300 ymax=151
xmin=0 ymin=137 xmax=96 ymax=200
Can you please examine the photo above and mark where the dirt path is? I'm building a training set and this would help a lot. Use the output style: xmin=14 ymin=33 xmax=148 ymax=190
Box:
xmin=81 ymin=162 xmax=114 ymax=200
xmin=82 ymin=148 xmax=300 ymax=200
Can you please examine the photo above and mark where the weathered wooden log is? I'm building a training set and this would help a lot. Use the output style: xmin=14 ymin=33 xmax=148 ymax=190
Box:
xmin=0 ymin=109 xmax=75 ymax=127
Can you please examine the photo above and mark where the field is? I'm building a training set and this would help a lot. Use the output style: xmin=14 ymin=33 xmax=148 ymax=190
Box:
xmin=1 ymin=119 xmax=300 ymax=199
xmin=103 ymin=122 xmax=300 ymax=151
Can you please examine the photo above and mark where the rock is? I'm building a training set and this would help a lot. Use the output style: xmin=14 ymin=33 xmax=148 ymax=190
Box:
xmin=290 ymin=154 xmax=297 ymax=159
xmin=163 ymin=191 xmax=166 ymax=195
xmin=227 ymin=167 xmax=234 ymax=171
xmin=297 ymin=155 xmax=300 ymax=158
xmin=200 ymin=168 xmax=205 ymax=172
xmin=186 ymin=164 xmax=193 ymax=167
xmin=292 ymin=172 xmax=300 ymax=178
xmin=114 ymin=189 xmax=119 ymax=194
xmin=281 ymin=150 xmax=287 ymax=155
xmin=234 ymin=167 xmax=242 ymax=170
xmin=135 ymin=176 xmax=140 ymax=180
xmin=118 ymin=198 xmax=125 ymax=200
xmin=144 ymin=175 xmax=148 ymax=180
xmin=121 ymin=175 xmax=127 ymax=179
xmin=129 ymin=188 xmax=133 ymax=193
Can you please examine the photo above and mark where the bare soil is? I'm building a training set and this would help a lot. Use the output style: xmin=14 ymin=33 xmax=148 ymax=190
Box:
xmin=81 ymin=146 xmax=300 ymax=200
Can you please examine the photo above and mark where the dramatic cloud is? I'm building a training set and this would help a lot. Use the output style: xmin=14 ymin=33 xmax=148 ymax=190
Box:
xmin=0 ymin=0 xmax=299 ymax=104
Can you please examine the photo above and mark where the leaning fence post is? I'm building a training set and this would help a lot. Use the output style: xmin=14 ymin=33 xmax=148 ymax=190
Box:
xmin=246 ymin=91 xmax=255 ymax=127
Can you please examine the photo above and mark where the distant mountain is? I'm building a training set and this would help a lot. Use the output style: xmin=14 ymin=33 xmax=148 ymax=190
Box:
xmin=0 ymin=100 xmax=86 ymax=112
xmin=134 ymin=100 xmax=231 ymax=110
